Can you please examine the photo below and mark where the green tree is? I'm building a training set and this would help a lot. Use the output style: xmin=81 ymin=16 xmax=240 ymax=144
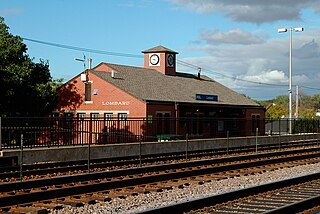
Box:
xmin=266 ymin=104 xmax=286 ymax=120
xmin=0 ymin=17 xmax=60 ymax=116
xmin=311 ymin=94 xmax=320 ymax=110
xmin=273 ymin=95 xmax=289 ymax=109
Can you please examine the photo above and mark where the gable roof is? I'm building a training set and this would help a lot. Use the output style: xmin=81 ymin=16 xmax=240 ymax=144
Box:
xmin=91 ymin=63 xmax=260 ymax=107
xmin=142 ymin=45 xmax=178 ymax=54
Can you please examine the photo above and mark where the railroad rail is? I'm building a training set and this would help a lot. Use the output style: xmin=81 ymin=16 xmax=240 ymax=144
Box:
xmin=140 ymin=173 xmax=320 ymax=214
xmin=0 ymin=138 xmax=319 ymax=182
xmin=0 ymin=146 xmax=319 ymax=212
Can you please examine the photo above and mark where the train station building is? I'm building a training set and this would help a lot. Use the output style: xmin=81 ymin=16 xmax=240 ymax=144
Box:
xmin=55 ymin=45 xmax=265 ymax=140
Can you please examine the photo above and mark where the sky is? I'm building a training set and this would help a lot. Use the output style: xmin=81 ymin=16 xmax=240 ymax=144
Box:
xmin=1 ymin=0 xmax=320 ymax=100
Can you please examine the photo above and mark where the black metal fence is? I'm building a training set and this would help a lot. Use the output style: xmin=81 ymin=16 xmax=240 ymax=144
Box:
xmin=0 ymin=117 xmax=319 ymax=149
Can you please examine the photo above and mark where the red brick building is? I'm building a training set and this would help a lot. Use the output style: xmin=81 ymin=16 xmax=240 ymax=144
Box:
xmin=55 ymin=45 xmax=265 ymax=140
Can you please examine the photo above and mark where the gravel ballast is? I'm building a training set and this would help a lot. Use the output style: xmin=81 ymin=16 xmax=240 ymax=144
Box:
xmin=52 ymin=162 xmax=320 ymax=214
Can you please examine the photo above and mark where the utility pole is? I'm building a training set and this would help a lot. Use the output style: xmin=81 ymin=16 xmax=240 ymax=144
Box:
xmin=296 ymin=85 xmax=299 ymax=118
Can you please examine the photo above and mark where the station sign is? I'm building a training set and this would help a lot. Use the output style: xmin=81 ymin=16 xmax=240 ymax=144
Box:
xmin=102 ymin=101 xmax=130 ymax=106
xmin=196 ymin=94 xmax=218 ymax=102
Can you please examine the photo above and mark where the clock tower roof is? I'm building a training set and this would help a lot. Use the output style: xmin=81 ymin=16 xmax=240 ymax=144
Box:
xmin=142 ymin=45 xmax=178 ymax=54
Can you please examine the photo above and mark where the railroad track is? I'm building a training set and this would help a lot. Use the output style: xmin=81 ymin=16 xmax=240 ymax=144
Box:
xmin=0 ymin=146 xmax=319 ymax=213
xmin=141 ymin=173 xmax=320 ymax=214
xmin=1 ymin=138 xmax=319 ymax=182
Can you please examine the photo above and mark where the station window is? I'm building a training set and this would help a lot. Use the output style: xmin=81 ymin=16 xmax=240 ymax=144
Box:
xmin=77 ymin=113 xmax=86 ymax=120
xmin=104 ymin=113 xmax=113 ymax=120
xmin=252 ymin=114 xmax=260 ymax=133
xmin=90 ymin=113 xmax=100 ymax=120
xmin=118 ymin=113 xmax=127 ymax=121
xmin=64 ymin=112 xmax=73 ymax=118
xmin=52 ymin=112 xmax=60 ymax=119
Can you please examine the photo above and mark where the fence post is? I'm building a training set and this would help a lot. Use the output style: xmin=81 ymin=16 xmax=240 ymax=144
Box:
xmin=0 ymin=117 xmax=2 ymax=151
xmin=278 ymin=130 xmax=281 ymax=150
xmin=88 ymin=119 xmax=92 ymax=173
xmin=255 ymin=128 xmax=259 ymax=153
xmin=185 ymin=133 xmax=188 ymax=160
xmin=20 ymin=133 xmax=24 ymax=182
xmin=139 ymin=135 xmax=142 ymax=166
xmin=226 ymin=130 xmax=229 ymax=155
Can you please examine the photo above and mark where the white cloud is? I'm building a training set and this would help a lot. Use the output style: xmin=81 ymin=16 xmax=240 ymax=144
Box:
xmin=0 ymin=8 xmax=24 ymax=16
xmin=178 ymin=29 xmax=320 ymax=99
xmin=168 ymin=0 xmax=319 ymax=24
xmin=241 ymin=70 xmax=287 ymax=84
xmin=200 ymin=28 xmax=263 ymax=45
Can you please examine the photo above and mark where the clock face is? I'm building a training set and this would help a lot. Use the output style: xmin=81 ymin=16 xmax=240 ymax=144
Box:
xmin=167 ymin=54 xmax=174 ymax=67
xmin=149 ymin=54 xmax=160 ymax=66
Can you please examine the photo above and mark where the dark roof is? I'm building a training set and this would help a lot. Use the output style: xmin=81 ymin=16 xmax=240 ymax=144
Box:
xmin=142 ymin=45 xmax=178 ymax=54
xmin=91 ymin=63 xmax=260 ymax=107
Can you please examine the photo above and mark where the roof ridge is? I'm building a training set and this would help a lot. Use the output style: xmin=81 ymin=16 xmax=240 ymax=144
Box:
xmin=142 ymin=45 xmax=178 ymax=54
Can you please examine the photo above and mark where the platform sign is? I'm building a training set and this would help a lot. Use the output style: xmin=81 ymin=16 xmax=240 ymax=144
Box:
xmin=196 ymin=94 xmax=218 ymax=101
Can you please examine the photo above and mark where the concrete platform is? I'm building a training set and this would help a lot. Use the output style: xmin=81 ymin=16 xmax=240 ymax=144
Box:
xmin=1 ymin=134 xmax=319 ymax=164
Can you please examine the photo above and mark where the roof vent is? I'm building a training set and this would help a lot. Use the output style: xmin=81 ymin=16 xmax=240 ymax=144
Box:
xmin=111 ymin=70 xmax=115 ymax=78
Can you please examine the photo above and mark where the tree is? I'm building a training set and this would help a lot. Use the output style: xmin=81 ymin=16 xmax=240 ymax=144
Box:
xmin=311 ymin=94 xmax=320 ymax=110
xmin=0 ymin=17 xmax=60 ymax=116
xmin=266 ymin=104 xmax=286 ymax=120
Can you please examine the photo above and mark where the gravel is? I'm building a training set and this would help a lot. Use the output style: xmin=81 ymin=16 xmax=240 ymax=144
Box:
xmin=52 ymin=162 xmax=320 ymax=214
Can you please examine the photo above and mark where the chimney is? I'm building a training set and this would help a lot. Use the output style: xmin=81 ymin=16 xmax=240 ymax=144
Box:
xmin=198 ymin=67 xmax=201 ymax=79
xmin=88 ymin=57 xmax=92 ymax=69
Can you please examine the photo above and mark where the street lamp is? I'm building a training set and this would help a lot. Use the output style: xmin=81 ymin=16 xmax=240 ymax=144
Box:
xmin=278 ymin=27 xmax=304 ymax=134
xmin=266 ymin=103 xmax=276 ymax=111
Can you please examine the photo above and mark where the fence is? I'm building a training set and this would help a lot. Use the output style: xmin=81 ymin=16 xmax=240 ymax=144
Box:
xmin=0 ymin=117 xmax=319 ymax=149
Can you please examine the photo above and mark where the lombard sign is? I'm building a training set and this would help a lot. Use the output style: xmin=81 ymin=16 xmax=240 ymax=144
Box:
xmin=196 ymin=94 xmax=218 ymax=102
xmin=102 ymin=101 xmax=130 ymax=106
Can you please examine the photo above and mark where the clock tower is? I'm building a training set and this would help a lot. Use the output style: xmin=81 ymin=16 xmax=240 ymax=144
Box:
xmin=142 ymin=45 xmax=178 ymax=76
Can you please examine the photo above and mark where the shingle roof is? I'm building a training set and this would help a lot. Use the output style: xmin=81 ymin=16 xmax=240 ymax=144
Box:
xmin=142 ymin=45 xmax=178 ymax=54
xmin=91 ymin=63 xmax=260 ymax=107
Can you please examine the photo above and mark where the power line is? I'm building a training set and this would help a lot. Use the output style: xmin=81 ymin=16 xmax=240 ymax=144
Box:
xmin=177 ymin=59 xmax=287 ymax=87
xmin=300 ymin=85 xmax=320 ymax=91
xmin=23 ymin=37 xmax=142 ymax=58
xmin=23 ymin=37 xmax=320 ymax=91
xmin=177 ymin=59 xmax=199 ymax=69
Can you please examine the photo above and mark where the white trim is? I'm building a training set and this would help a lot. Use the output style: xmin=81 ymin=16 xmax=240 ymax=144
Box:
xmin=76 ymin=110 xmax=130 ymax=115
xmin=156 ymin=111 xmax=171 ymax=115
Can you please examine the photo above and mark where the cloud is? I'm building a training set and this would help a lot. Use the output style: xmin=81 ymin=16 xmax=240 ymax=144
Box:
xmin=241 ymin=70 xmax=288 ymax=84
xmin=200 ymin=28 xmax=263 ymax=45
xmin=179 ymin=29 xmax=320 ymax=99
xmin=0 ymin=8 xmax=24 ymax=16
xmin=295 ymin=39 xmax=320 ymax=59
xmin=168 ymin=0 xmax=319 ymax=24
xmin=118 ymin=1 xmax=149 ymax=8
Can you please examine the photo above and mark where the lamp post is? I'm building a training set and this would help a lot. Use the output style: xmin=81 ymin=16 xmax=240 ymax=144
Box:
xmin=278 ymin=27 xmax=303 ymax=134
xmin=266 ymin=103 xmax=276 ymax=111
